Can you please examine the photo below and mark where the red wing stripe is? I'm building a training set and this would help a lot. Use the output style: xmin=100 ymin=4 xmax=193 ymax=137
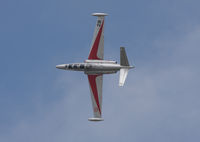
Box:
xmin=88 ymin=75 xmax=101 ymax=115
xmin=88 ymin=20 xmax=104 ymax=60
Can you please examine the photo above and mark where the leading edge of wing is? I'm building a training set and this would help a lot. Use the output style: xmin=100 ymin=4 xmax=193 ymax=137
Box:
xmin=87 ymin=74 xmax=103 ymax=118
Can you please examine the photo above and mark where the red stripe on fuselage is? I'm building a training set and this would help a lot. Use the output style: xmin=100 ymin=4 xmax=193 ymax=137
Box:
xmin=88 ymin=75 xmax=101 ymax=115
xmin=88 ymin=20 xmax=104 ymax=60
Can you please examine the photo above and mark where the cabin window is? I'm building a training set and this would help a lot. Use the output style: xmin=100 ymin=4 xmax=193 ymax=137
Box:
xmin=68 ymin=64 xmax=72 ymax=69
xmin=80 ymin=64 xmax=84 ymax=69
xmin=73 ymin=65 xmax=77 ymax=69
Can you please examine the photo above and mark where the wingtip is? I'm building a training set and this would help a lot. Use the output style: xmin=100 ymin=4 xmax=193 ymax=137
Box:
xmin=88 ymin=118 xmax=104 ymax=121
xmin=92 ymin=13 xmax=108 ymax=16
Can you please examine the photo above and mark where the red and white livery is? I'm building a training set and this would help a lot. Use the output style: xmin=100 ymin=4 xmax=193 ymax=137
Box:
xmin=56 ymin=13 xmax=134 ymax=121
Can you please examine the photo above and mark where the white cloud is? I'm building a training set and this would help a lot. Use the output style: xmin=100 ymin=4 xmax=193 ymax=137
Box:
xmin=2 ymin=21 xmax=200 ymax=142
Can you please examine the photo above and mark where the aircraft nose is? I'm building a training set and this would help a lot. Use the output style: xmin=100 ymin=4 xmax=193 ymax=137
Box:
xmin=56 ymin=64 xmax=66 ymax=69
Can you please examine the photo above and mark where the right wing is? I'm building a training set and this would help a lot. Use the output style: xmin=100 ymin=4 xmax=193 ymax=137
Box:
xmin=88 ymin=13 xmax=107 ymax=60
xmin=87 ymin=74 xmax=103 ymax=120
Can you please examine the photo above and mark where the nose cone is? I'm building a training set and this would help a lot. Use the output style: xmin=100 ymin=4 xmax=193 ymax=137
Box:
xmin=56 ymin=64 xmax=66 ymax=69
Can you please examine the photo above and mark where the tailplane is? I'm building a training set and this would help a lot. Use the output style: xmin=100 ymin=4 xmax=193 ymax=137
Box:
xmin=119 ymin=47 xmax=134 ymax=86
xmin=119 ymin=68 xmax=129 ymax=86
xmin=120 ymin=47 xmax=129 ymax=66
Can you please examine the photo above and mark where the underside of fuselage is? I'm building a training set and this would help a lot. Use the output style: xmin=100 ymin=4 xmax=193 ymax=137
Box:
xmin=56 ymin=60 xmax=121 ymax=74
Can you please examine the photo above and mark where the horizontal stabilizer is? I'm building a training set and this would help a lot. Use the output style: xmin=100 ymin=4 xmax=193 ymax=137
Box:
xmin=88 ymin=118 xmax=104 ymax=121
xmin=119 ymin=68 xmax=129 ymax=86
xmin=120 ymin=47 xmax=129 ymax=66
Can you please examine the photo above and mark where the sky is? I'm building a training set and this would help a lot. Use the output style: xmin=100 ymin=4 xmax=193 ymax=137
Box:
xmin=0 ymin=0 xmax=200 ymax=141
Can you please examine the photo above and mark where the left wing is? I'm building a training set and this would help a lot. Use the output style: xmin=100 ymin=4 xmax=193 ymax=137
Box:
xmin=87 ymin=74 xmax=103 ymax=121
xmin=88 ymin=13 xmax=107 ymax=60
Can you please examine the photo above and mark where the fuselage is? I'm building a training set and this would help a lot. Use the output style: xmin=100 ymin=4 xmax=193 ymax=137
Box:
xmin=56 ymin=60 xmax=131 ymax=74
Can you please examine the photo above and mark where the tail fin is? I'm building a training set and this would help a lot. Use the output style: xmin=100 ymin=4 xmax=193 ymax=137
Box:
xmin=120 ymin=47 xmax=129 ymax=66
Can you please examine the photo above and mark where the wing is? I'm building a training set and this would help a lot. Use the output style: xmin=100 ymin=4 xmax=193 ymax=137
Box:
xmin=87 ymin=74 xmax=103 ymax=118
xmin=88 ymin=13 xmax=107 ymax=60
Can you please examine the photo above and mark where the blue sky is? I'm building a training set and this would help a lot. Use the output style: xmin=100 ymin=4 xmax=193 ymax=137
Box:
xmin=0 ymin=0 xmax=200 ymax=141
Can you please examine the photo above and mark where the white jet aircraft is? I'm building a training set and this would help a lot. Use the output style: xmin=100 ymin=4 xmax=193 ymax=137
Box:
xmin=56 ymin=13 xmax=134 ymax=121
